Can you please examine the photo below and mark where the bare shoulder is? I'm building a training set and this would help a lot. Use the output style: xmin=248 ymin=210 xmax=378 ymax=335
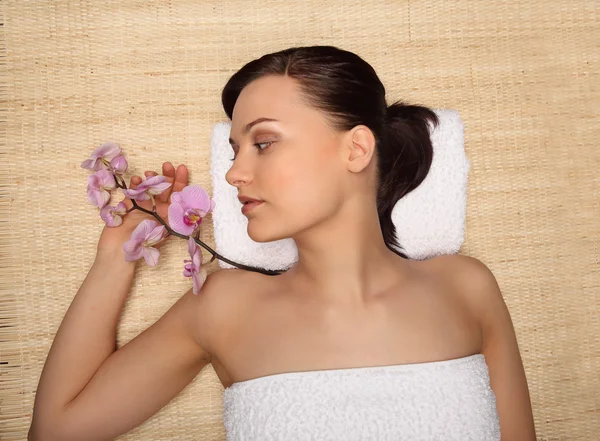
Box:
xmin=200 ymin=267 xmax=261 ymax=308
xmin=425 ymin=254 xmax=506 ymax=318
xmin=428 ymin=253 xmax=501 ymax=292
xmin=199 ymin=267 xmax=248 ymax=294
xmin=425 ymin=254 xmax=514 ymax=349
xmin=192 ymin=268 xmax=261 ymax=359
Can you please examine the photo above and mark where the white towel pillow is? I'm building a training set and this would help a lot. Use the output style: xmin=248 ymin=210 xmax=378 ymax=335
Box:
xmin=209 ymin=109 xmax=469 ymax=270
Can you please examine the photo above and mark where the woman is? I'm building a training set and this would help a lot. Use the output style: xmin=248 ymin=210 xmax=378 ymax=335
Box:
xmin=29 ymin=46 xmax=536 ymax=440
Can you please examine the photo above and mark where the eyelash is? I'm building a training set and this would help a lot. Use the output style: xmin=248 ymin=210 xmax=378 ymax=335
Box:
xmin=230 ymin=141 xmax=273 ymax=161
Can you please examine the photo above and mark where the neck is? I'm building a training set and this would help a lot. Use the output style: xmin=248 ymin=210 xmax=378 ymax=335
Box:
xmin=281 ymin=201 xmax=410 ymax=306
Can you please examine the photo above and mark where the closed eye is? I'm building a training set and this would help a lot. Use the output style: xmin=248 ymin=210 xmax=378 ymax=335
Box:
xmin=230 ymin=141 xmax=274 ymax=162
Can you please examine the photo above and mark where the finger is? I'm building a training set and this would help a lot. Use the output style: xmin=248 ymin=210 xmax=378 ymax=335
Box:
xmin=123 ymin=175 xmax=142 ymax=209
xmin=171 ymin=164 xmax=189 ymax=195
xmin=158 ymin=162 xmax=175 ymax=203
xmin=130 ymin=175 xmax=142 ymax=189
xmin=134 ymin=172 xmax=157 ymax=210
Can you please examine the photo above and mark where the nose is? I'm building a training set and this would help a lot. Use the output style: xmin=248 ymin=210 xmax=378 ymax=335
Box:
xmin=225 ymin=155 xmax=254 ymax=188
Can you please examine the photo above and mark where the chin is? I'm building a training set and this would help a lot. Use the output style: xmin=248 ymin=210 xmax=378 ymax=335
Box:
xmin=246 ymin=220 xmax=273 ymax=243
xmin=246 ymin=219 xmax=291 ymax=243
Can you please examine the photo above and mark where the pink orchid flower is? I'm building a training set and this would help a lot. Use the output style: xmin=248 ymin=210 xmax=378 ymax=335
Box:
xmin=100 ymin=201 xmax=128 ymax=227
xmin=87 ymin=169 xmax=116 ymax=208
xmin=109 ymin=155 xmax=128 ymax=175
xmin=122 ymin=219 xmax=167 ymax=266
xmin=123 ymin=175 xmax=172 ymax=201
xmin=183 ymin=237 xmax=207 ymax=294
xmin=168 ymin=185 xmax=215 ymax=236
xmin=81 ymin=142 xmax=122 ymax=171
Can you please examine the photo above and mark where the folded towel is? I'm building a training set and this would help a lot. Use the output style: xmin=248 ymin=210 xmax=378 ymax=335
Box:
xmin=209 ymin=109 xmax=470 ymax=271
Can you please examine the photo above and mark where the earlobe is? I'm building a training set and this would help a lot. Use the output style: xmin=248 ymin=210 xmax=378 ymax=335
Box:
xmin=347 ymin=126 xmax=376 ymax=173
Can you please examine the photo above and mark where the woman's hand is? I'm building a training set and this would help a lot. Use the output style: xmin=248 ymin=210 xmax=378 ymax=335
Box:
xmin=97 ymin=162 xmax=189 ymax=255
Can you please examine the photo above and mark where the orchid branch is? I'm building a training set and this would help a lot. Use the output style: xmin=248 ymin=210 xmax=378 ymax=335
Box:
xmin=84 ymin=142 xmax=284 ymax=290
xmin=126 ymin=196 xmax=282 ymax=275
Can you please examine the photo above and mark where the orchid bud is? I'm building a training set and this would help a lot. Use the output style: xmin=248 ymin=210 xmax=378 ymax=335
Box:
xmin=109 ymin=155 xmax=128 ymax=175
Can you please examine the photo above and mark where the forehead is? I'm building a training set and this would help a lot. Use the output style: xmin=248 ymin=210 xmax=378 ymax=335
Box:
xmin=231 ymin=75 xmax=305 ymax=125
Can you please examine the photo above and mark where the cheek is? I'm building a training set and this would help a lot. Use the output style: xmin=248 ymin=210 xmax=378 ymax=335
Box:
xmin=268 ymin=149 xmax=338 ymax=211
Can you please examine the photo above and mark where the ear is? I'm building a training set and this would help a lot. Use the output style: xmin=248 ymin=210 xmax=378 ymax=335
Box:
xmin=344 ymin=125 xmax=377 ymax=173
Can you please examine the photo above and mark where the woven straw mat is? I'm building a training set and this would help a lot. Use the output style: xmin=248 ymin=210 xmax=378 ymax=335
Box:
xmin=1 ymin=1 xmax=598 ymax=440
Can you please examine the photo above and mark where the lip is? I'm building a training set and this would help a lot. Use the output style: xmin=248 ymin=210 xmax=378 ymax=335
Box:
xmin=238 ymin=195 xmax=264 ymax=204
xmin=241 ymin=201 xmax=264 ymax=215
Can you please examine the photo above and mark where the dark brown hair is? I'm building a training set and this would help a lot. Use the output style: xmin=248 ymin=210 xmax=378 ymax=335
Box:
xmin=222 ymin=45 xmax=439 ymax=259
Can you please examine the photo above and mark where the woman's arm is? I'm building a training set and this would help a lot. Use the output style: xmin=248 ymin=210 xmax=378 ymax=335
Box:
xmin=29 ymin=162 xmax=222 ymax=441
xmin=30 ymin=249 xmax=137 ymax=423
xmin=28 ymin=247 xmax=218 ymax=441
xmin=451 ymin=255 xmax=537 ymax=441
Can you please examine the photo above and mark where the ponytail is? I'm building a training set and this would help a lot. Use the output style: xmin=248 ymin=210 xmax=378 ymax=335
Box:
xmin=377 ymin=101 xmax=439 ymax=258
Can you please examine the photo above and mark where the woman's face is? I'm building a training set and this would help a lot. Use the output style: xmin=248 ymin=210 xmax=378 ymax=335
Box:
xmin=226 ymin=75 xmax=348 ymax=243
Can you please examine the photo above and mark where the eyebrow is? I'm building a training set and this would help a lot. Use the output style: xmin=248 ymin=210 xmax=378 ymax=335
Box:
xmin=228 ymin=117 xmax=279 ymax=145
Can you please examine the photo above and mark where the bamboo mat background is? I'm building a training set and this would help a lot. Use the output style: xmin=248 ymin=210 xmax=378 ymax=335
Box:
xmin=1 ymin=1 xmax=599 ymax=440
